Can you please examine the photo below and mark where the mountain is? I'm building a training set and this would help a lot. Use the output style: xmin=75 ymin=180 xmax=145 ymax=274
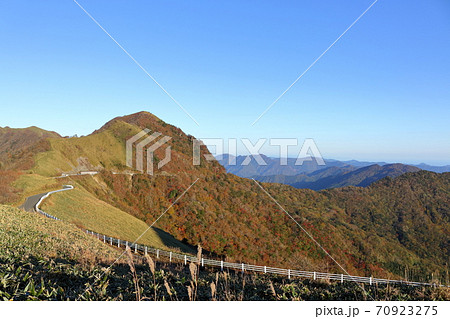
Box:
xmin=217 ymin=154 xmax=351 ymax=178
xmin=340 ymin=161 xmax=450 ymax=173
xmin=253 ymin=164 xmax=421 ymax=190
xmin=218 ymin=154 xmax=449 ymax=190
xmin=217 ymin=154 xmax=450 ymax=178
xmin=0 ymin=126 xmax=62 ymax=203
xmin=414 ymin=163 xmax=450 ymax=173
xmin=324 ymin=171 xmax=450 ymax=279
xmin=0 ymin=111 xmax=448 ymax=283
xmin=0 ymin=126 xmax=60 ymax=171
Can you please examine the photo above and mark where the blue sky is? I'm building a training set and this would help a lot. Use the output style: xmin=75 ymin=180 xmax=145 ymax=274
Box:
xmin=0 ymin=0 xmax=449 ymax=164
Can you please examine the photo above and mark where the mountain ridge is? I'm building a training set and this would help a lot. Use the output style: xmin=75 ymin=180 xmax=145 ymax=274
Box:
xmin=252 ymin=163 xmax=421 ymax=190
xmin=0 ymin=111 xmax=448 ymax=283
xmin=217 ymin=153 xmax=450 ymax=177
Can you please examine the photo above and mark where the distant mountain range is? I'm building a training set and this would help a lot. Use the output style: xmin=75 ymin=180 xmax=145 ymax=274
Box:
xmin=216 ymin=154 xmax=450 ymax=190
xmin=252 ymin=164 xmax=421 ymax=191
xmin=413 ymin=163 xmax=450 ymax=173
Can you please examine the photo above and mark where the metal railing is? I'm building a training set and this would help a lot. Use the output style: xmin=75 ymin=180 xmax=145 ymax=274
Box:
xmin=82 ymin=228 xmax=442 ymax=287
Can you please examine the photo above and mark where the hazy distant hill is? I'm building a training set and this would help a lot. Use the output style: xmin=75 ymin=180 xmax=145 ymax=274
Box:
xmin=253 ymin=164 xmax=421 ymax=190
xmin=341 ymin=161 xmax=450 ymax=173
xmin=217 ymin=154 xmax=450 ymax=190
xmin=217 ymin=154 xmax=350 ymax=177
xmin=414 ymin=163 xmax=450 ymax=173
xmin=218 ymin=154 xmax=450 ymax=176
xmin=340 ymin=159 xmax=388 ymax=167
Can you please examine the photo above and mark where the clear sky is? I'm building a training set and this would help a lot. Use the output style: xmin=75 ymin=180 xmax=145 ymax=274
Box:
xmin=0 ymin=0 xmax=449 ymax=165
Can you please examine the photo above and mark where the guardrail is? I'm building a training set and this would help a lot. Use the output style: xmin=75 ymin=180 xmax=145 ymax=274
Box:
xmin=34 ymin=187 xmax=444 ymax=288
xmin=82 ymin=228 xmax=443 ymax=288
xmin=35 ymin=186 xmax=73 ymax=221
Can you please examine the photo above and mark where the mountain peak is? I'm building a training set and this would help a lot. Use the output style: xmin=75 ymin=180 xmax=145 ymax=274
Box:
xmin=115 ymin=111 xmax=162 ymax=125
xmin=95 ymin=111 xmax=164 ymax=133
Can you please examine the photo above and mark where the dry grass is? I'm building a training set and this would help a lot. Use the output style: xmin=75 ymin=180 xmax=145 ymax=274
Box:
xmin=126 ymin=246 xmax=141 ymax=301
xmin=0 ymin=204 xmax=120 ymax=266
xmin=187 ymin=245 xmax=202 ymax=300
xmin=145 ymin=253 xmax=157 ymax=300
xmin=0 ymin=207 xmax=447 ymax=301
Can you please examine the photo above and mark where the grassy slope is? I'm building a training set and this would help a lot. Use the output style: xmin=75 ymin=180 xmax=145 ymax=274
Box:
xmin=0 ymin=204 xmax=119 ymax=300
xmin=9 ymin=115 xmax=199 ymax=254
xmin=0 ymin=205 xmax=119 ymax=264
xmin=1 ymin=205 xmax=447 ymax=301
xmin=40 ymin=178 xmax=194 ymax=254
xmin=11 ymin=174 xmax=64 ymax=206
xmin=9 ymin=169 xmax=194 ymax=254
xmin=31 ymin=121 xmax=140 ymax=177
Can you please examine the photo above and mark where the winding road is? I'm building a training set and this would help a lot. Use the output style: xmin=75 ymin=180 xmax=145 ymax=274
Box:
xmin=19 ymin=185 xmax=74 ymax=213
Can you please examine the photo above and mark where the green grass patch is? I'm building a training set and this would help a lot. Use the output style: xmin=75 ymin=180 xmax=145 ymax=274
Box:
xmin=30 ymin=121 xmax=140 ymax=177
xmin=12 ymin=174 xmax=64 ymax=206
xmin=40 ymin=183 xmax=194 ymax=254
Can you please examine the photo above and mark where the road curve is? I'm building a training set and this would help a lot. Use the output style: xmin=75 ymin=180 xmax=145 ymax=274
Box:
xmin=19 ymin=185 xmax=74 ymax=213
xmin=19 ymin=192 xmax=50 ymax=212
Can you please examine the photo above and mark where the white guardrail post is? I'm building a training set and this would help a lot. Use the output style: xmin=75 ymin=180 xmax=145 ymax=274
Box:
xmin=313 ymin=272 xmax=316 ymax=280
xmin=169 ymin=251 xmax=172 ymax=262
xmin=184 ymin=255 xmax=187 ymax=265
xmin=221 ymin=261 xmax=223 ymax=271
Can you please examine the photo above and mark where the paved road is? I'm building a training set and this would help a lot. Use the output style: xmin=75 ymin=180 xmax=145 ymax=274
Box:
xmin=19 ymin=192 xmax=49 ymax=212
xmin=19 ymin=185 xmax=74 ymax=213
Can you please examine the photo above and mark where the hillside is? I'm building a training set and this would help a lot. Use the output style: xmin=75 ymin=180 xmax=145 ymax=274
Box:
xmin=253 ymin=164 xmax=421 ymax=190
xmin=0 ymin=126 xmax=60 ymax=171
xmin=324 ymin=171 xmax=450 ymax=277
xmin=0 ymin=204 xmax=120 ymax=265
xmin=0 ymin=111 xmax=448 ymax=284
xmin=2 ymin=205 xmax=447 ymax=301
xmin=217 ymin=154 xmax=351 ymax=177
xmin=0 ymin=126 xmax=62 ymax=204
xmin=40 ymin=180 xmax=195 ymax=254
